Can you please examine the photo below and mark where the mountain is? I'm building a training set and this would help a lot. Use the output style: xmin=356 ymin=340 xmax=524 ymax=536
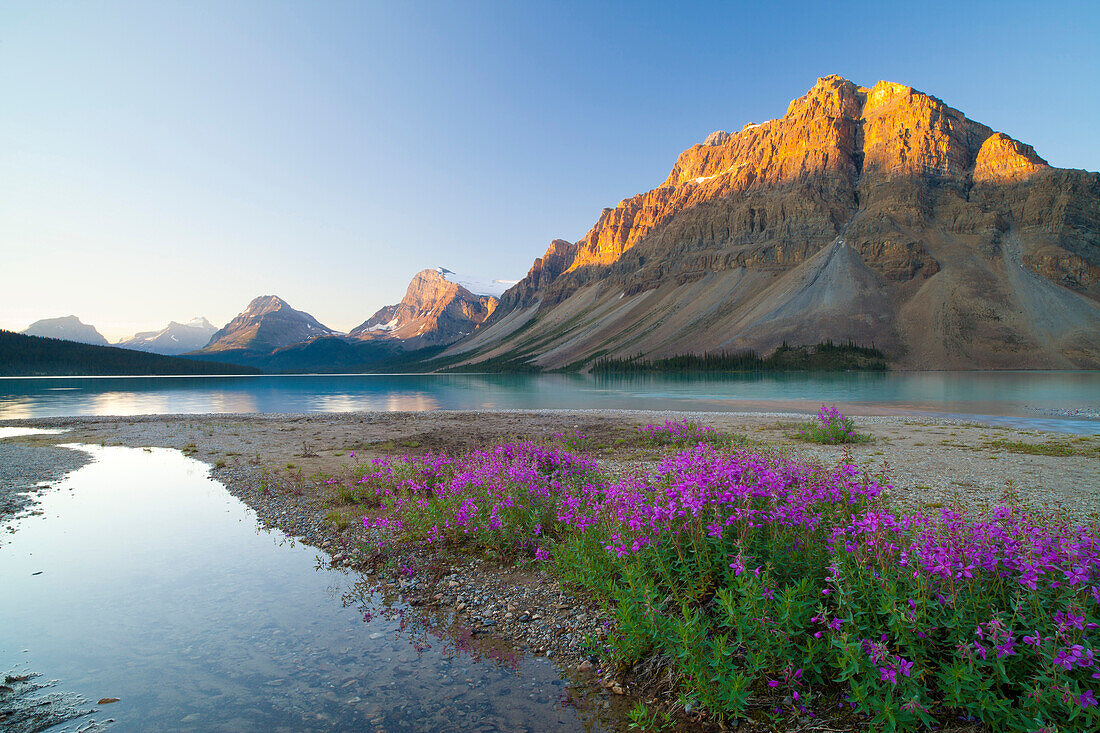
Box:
xmin=348 ymin=268 xmax=504 ymax=348
xmin=441 ymin=75 xmax=1100 ymax=371
xmin=116 ymin=317 xmax=217 ymax=355
xmin=21 ymin=316 xmax=108 ymax=346
xmin=435 ymin=267 xmax=517 ymax=298
xmin=254 ymin=336 xmax=448 ymax=374
xmin=195 ymin=296 xmax=336 ymax=362
xmin=0 ymin=330 xmax=260 ymax=377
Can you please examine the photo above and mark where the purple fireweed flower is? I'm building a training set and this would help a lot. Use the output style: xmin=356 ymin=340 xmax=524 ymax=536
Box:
xmin=897 ymin=658 xmax=914 ymax=678
xmin=1054 ymin=646 xmax=1086 ymax=671
xmin=1079 ymin=690 xmax=1098 ymax=708
xmin=1055 ymin=611 xmax=1086 ymax=631
xmin=995 ymin=636 xmax=1016 ymax=658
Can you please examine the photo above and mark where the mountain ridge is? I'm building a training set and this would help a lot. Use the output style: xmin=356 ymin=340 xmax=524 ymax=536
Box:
xmin=443 ymin=75 xmax=1099 ymax=370
xmin=21 ymin=315 xmax=109 ymax=346
xmin=348 ymin=268 xmax=502 ymax=348
xmin=197 ymin=295 xmax=337 ymax=357
xmin=117 ymin=317 xmax=217 ymax=355
xmin=0 ymin=330 xmax=260 ymax=377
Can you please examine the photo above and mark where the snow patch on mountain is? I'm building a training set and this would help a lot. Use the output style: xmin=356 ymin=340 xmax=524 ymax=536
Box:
xmin=436 ymin=267 xmax=517 ymax=298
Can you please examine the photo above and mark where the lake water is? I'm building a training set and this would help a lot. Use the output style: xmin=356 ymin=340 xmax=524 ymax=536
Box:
xmin=0 ymin=440 xmax=616 ymax=731
xmin=0 ymin=372 xmax=1098 ymax=433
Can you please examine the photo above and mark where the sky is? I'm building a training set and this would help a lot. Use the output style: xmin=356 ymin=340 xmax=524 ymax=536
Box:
xmin=2 ymin=0 xmax=1098 ymax=341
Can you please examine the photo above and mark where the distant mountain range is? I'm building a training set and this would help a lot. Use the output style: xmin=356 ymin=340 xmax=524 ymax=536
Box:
xmin=116 ymin=317 xmax=217 ymax=355
xmin=0 ymin=330 xmax=258 ymax=377
xmin=22 ymin=316 xmax=108 ymax=346
xmin=12 ymin=76 xmax=1099 ymax=375
xmin=186 ymin=269 xmax=510 ymax=371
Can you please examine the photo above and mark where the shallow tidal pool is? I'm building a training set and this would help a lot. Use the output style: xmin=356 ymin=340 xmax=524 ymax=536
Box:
xmin=0 ymin=443 xmax=614 ymax=732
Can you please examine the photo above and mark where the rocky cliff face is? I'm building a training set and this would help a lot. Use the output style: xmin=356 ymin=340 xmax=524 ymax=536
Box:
xmin=199 ymin=296 xmax=335 ymax=355
xmin=21 ymin=316 xmax=108 ymax=346
xmin=349 ymin=269 xmax=499 ymax=348
xmin=117 ymin=317 xmax=217 ymax=355
xmin=495 ymin=240 xmax=579 ymax=313
xmin=445 ymin=75 xmax=1099 ymax=370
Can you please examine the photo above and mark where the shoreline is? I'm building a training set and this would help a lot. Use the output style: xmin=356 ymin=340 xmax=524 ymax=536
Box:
xmin=2 ymin=410 xmax=1098 ymax=729
xmin=0 ymin=435 xmax=89 ymax=534
xmin=5 ymin=408 xmax=1097 ymax=517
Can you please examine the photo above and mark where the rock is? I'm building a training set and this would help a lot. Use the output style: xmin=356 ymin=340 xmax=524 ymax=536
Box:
xmin=577 ymin=660 xmax=594 ymax=673
xmin=22 ymin=316 xmax=108 ymax=346
xmin=973 ymin=132 xmax=1047 ymax=183
xmin=347 ymin=269 xmax=500 ymax=349
xmin=198 ymin=296 xmax=336 ymax=355
xmin=464 ymin=75 xmax=1100 ymax=371
xmin=97 ymin=697 xmax=120 ymax=704
xmin=703 ymin=130 xmax=731 ymax=146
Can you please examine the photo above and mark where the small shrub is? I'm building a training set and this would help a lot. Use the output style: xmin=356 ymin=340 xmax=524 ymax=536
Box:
xmin=636 ymin=419 xmax=749 ymax=450
xmin=553 ymin=429 xmax=599 ymax=453
xmin=793 ymin=405 xmax=870 ymax=444
xmin=333 ymin=483 xmax=360 ymax=505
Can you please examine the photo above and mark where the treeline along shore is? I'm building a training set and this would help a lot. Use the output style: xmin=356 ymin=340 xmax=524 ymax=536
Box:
xmin=0 ymin=330 xmax=260 ymax=376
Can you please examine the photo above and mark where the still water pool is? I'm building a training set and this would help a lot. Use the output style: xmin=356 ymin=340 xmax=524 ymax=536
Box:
xmin=0 ymin=441 xmax=614 ymax=732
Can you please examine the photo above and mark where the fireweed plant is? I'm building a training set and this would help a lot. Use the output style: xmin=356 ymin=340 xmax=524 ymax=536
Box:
xmin=353 ymin=420 xmax=1099 ymax=731
xmin=795 ymin=405 xmax=870 ymax=444
xmin=636 ymin=419 xmax=750 ymax=450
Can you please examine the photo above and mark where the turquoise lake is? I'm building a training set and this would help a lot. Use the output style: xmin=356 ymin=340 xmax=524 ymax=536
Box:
xmin=0 ymin=371 xmax=1097 ymax=433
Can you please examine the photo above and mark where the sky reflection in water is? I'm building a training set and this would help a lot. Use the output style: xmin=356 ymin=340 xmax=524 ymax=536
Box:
xmin=0 ymin=372 xmax=1097 ymax=433
xmin=0 ymin=444 xmax=612 ymax=732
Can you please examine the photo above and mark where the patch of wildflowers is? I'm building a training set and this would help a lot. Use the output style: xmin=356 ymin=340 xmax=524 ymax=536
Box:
xmin=353 ymin=428 xmax=1100 ymax=731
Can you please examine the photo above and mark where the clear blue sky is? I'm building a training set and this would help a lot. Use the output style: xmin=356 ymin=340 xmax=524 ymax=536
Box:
xmin=2 ymin=0 xmax=1097 ymax=340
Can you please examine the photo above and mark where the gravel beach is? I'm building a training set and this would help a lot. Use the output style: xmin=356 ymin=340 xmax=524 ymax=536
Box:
xmin=0 ymin=436 xmax=88 ymax=535
xmin=2 ymin=409 xmax=1098 ymax=720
